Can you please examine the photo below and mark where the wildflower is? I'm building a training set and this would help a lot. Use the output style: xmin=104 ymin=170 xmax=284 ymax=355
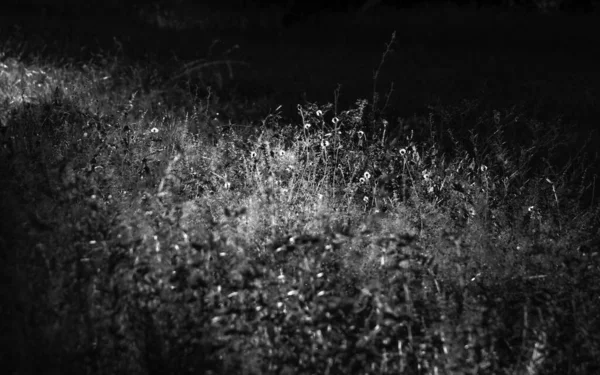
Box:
xmin=224 ymin=181 xmax=231 ymax=190
xmin=304 ymin=123 xmax=311 ymax=130
xmin=363 ymin=171 xmax=371 ymax=180
xmin=316 ymin=110 xmax=323 ymax=117
xmin=359 ymin=177 xmax=366 ymax=184
xmin=279 ymin=150 xmax=285 ymax=156
xmin=480 ymin=165 xmax=487 ymax=172
xmin=363 ymin=196 xmax=369 ymax=203
xmin=150 ymin=127 xmax=159 ymax=133
xmin=357 ymin=130 xmax=364 ymax=138
xmin=250 ymin=151 xmax=257 ymax=158
xmin=321 ymin=140 xmax=330 ymax=148
xmin=399 ymin=148 xmax=406 ymax=156
xmin=332 ymin=117 xmax=339 ymax=124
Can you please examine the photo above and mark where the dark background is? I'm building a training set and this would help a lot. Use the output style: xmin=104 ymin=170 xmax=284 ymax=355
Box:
xmin=1 ymin=0 xmax=599 ymax=127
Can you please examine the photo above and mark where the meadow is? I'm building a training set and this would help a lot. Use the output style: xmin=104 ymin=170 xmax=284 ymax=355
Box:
xmin=1 ymin=2 xmax=599 ymax=374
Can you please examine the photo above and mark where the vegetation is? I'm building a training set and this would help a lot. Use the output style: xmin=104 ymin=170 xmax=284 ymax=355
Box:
xmin=1 ymin=2 xmax=599 ymax=374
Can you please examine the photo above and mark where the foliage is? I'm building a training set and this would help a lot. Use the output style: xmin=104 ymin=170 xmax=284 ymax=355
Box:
xmin=1 ymin=8 xmax=600 ymax=375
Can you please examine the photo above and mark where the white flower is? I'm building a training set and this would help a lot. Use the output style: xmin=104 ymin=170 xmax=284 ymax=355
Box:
xmin=363 ymin=196 xmax=369 ymax=203
xmin=399 ymin=148 xmax=406 ymax=156
xmin=304 ymin=123 xmax=311 ymax=130
xmin=357 ymin=130 xmax=364 ymax=138
xmin=480 ymin=165 xmax=488 ymax=172
xmin=151 ymin=127 xmax=159 ymax=133
xmin=363 ymin=171 xmax=371 ymax=180
xmin=316 ymin=110 xmax=323 ymax=117
xmin=332 ymin=117 xmax=339 ymax=124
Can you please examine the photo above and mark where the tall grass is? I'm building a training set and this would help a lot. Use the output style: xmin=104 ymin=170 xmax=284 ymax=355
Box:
xmin=1 ymin=13 xmax=599 ymax=375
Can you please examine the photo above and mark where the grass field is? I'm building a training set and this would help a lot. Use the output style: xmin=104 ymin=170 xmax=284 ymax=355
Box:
xmin=1 ymin=2 xmax=599 ymax=374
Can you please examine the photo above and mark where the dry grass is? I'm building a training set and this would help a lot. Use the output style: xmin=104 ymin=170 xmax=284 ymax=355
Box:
xmin=1 ymin=5 xmax=600 ymax=375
